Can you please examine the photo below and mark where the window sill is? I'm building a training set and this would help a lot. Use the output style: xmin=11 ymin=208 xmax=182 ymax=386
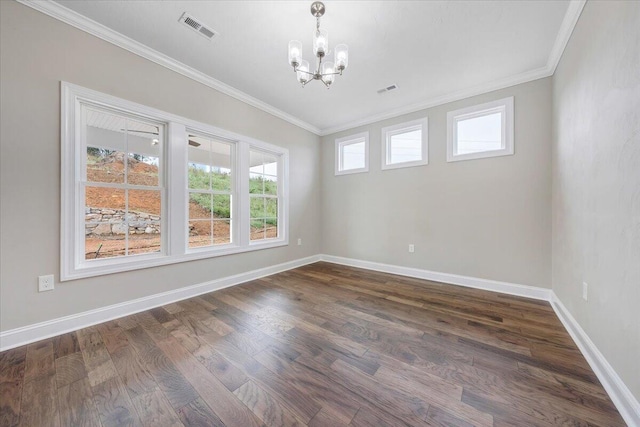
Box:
xmin=62 ymin=238 xmax=289 ymax=281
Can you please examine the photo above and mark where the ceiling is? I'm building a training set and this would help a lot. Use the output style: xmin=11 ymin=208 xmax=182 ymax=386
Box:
xmin=43 ymin=1 xmax=579 ymax=135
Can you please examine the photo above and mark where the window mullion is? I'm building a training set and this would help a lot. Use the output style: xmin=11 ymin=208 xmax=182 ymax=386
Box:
xmin=168 ymin=122 xmax=187 ymax=255
xmin=238 ymin=142 xmax=250 ymax=246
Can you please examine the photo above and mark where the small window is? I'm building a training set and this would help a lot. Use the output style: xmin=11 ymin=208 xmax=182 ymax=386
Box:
xmin=335 ymin=132 xmax=369 ymax=175
xmin=381 ymin=118 xmax=428 ymax=170
xmin=447 ymin=96 xmax=514 ymax=162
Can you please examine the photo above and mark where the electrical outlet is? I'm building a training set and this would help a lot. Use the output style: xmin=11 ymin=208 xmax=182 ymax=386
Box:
xmin=38 ymin=274 xmax=54 ymax=292
xmin=582 ymin=282 xmax=588 ymax=301
xmin=297 ymin=238 xmax=302 ymax=246
xmin=408 ymin=244 xmax=415 ymax=253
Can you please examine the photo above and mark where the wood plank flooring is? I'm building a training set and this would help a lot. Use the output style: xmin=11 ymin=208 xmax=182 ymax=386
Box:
xmin=0 ymin=262 xmax=626 ymax=426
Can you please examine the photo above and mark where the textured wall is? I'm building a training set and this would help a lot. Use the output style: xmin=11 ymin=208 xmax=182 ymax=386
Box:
xmin=321 ymin=78 xmax=553 ymax=288
xmin=552 ymin=1 xmax=640 ymax=400
xmin=0 ymin=1 xmax=321 ymax=331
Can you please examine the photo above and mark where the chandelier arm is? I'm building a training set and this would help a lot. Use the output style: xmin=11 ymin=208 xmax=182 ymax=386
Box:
xmin=295 ymin=67 xmax=316 ymax=77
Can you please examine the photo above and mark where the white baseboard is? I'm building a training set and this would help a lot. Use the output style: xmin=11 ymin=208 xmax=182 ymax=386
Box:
xmin=0 ymin=255 xmax=321 ymax=352
xmin=550 ymin=295 xmax=640 ymax=427
xmin=319 ymin=254 xmax=553 ymax=301
xmin=319 ymin=254 xmax=639 ymax=426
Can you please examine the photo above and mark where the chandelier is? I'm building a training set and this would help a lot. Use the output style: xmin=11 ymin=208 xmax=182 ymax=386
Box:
xmin=288 ymin=1 xmax=349 ymax=88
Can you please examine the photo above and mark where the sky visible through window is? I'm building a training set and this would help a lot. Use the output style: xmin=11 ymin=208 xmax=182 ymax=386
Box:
xmin=389 ymin=129 xmax=422 ymax=164
xmin=457 ymin=112 xmax=502 ymax=154
xmin=342 ymin=141 xmax=366 ymax=170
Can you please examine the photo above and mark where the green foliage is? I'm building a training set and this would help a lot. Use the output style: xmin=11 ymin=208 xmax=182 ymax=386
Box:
xmin=188 ymin=166 xmax=277 ymax=223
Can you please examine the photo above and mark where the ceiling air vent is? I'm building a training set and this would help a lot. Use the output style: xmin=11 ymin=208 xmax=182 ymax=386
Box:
xmin=377 ymin=84 xmax=398 ymax=94
xmin=179 ymin=12 xmax=218 ymax=40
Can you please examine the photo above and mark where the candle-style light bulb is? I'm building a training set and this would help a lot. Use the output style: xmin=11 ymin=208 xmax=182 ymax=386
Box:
xmin=335 ymin=44 xmax=348 ymax=70
xmin=313 ymin=29 xmax=328 ymax=57
xmin=288 ymin=40 xmax=302 ymax=66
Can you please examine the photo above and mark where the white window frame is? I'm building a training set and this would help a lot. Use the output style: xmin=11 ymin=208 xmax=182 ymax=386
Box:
xmin=335 ymin=132 xmax=369 ymax=176
xmin=61 ymin=82 xmax=288 ymax=281
xmin=381 ymin=117 xmax=428 ymax=170
xmin=446 ymin=96 xmax=514 ymax=162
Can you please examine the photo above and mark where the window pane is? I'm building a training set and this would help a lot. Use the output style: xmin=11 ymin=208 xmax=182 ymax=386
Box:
xmin=250 ymin=196 xmax=265 ymax=218
xmin=127 ymin=153 xmax=159 ymax=186
xmin=128 ymin=222 xmax=161 ymax=256
xmin=126 ymin=119 xmax=161 ymax=186
xmin=265 ymin=218 xmax=278 ymax=239
xmin=250 ymin=218 xmax=266 ymax=241
xmin=86 ymin=147 xmax=125 ymax=184
xmin=128 ymin=189 xmax=161 ymax=217
xmin=85 ymin=186 xmax=125 ymax=211
xmin=189 ymin=220 xmax=213 ymax=248
xmin=213 ymin=194 xmax=231 ymax=219
xmin=389 ymin=129 xmax=422 ymax=164
xmin=249 ymin=151 xmax=264 ymax=174
xmin=213 ymin=219 xmax=231 ymax=245
xmin=85 ymin=232 xmax=125 ymax=260
xmin=189 ymin=193 xmax=212 ymax=220
xmin=250 ymin=173 xmax=265 ymax=194
xmin=456 ymin=112 xmax=502 ymax=154
xmin=265 ymin=198 xmax=278 ymax=218
xmin=342 ymin=141 xmax=365 ymax=170
xmin=264 ymin=175 xmax=278 ymax=196
xmin=86 ymin=109 xmax=126 ymax=184
xmin=188 ymin=138 xmax=212 ymax=190
xmin=210 ymin=140 xmax=232 ymax=192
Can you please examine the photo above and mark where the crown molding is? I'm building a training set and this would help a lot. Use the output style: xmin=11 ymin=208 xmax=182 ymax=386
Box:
xmin=547 ymin=0 xmax=587 ymax=73
xmin=319 ymin=65 xmax=552 ymax=136
xmin=16 ymin=0 xmax=585 ymax=138
xmin=15 ymin=0 xmax=322 ymax=136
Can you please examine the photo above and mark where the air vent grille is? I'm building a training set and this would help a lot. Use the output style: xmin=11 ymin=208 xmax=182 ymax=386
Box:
xmin=377 ymin=84 xmax=398 ymax=94
xmin=179 ymin=12 xmax=217 ymax=40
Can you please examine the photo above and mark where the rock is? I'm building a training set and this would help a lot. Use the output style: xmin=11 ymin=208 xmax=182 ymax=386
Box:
xmin=111 ymin=223 xmax=128 ymax=235
xmin=145 ymin=226 xmax=154 ymax=234
xmin=85 ymin=214 xmax=100 ymax=221
xmin=101 ymin=209 xmax=116 ymax=215
xmin=93 ymin=223 xmax=112 ymax=235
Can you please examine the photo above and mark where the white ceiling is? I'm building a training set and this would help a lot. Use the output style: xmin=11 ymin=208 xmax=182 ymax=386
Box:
xmin=48 ymin=0 xmax=576 ymax=134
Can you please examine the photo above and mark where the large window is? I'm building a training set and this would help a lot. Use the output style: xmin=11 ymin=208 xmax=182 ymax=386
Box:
xmin=335 ymin=132 xmax=369 ymax=175
xmin=187 ymin=134 xmax=234 ymax=249
xmin=83 ymin=107 xmax=165 ymax=260
xmin=62 ymin=83 xmax=288 ymax=280
xmin=381 ymin=118 xmax=428 ymax=170
xmin=447 ymin=96 xmax=514 ymax=162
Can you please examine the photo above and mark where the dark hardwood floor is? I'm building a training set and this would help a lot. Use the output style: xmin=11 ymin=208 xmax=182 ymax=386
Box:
xmin=0 ymin=262 xmax=625 ymax=426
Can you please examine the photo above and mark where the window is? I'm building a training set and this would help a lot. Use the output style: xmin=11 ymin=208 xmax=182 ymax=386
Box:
xmin=249 ymin=150 xmax=281 ymax=241
xmin=62 ymin=82 xmax=288 ymax=280
xmin=83 ymin=107 xmax=166 ymax=261
xmin=187 ymin=134 xmax=234 ymax=249
xmin=381 ymin=118 xmax=428 ymax=170
xmin=335 ymin=132 xmax=369 ymax=175
xmin=447 ymin=96 xmax=514 ymax=162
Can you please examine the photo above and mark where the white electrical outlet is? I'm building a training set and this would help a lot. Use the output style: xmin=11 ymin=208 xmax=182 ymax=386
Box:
xmin=38 ymin=274 xmax=55 ymax=292
xmin=297 ymin=238 xmax=302 ymax=246
xmin=408 ymin=244 xmax=415 ymax=253
xmin=582 ymin=282 xmax=588 ymax=301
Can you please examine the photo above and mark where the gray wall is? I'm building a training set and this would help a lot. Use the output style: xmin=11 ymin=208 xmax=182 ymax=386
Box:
xmin=552 ymin=1 xmax=640 ymax=400
xmin=0 ymin=1 xmax=321 ymax=331
xmin=321 ymin=78 xmax=553 ymax=288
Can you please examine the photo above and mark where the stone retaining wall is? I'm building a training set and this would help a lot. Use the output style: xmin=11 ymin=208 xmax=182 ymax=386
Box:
xmin=85 ymin=208 xmax=160 ymax=236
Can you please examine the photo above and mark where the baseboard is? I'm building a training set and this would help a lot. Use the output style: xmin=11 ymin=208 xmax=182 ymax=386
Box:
xmin=550 ymin=294 xmax=640 ymax=427
xmin=0 ymin=254 xmax=321 ymax=352
xmin=319 ymin=254 xmax=553 ymax=301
